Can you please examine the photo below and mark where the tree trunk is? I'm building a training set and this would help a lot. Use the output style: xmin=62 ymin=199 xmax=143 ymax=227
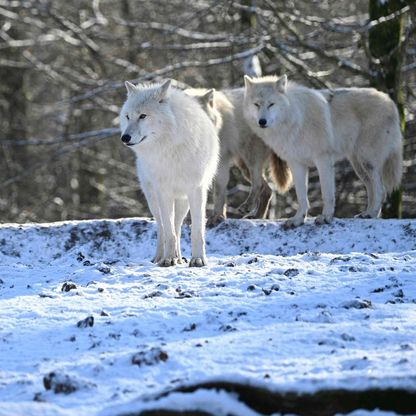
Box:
xmin=0 ymin=26 xmax=28 ymax=220
xmin=368 ymin=0 xmax=406 ymax=218
xmin=120 ymin=0 xmax=136 ymax=64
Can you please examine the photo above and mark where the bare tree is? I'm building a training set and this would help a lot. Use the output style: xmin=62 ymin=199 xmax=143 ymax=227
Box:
xmin=0 ymin=0 xmax=415 ymax=222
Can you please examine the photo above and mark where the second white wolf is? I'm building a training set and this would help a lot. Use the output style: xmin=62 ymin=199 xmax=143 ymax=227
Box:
xmin=120 ymin=80 xmax=219 ymax=266
xmin=186 ymin=87 xmax=292 ymax=226
xmin=243 ymin=75 xmax=402 ymax=228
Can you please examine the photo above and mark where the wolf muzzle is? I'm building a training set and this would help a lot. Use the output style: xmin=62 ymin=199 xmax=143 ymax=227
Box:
xmin=258 ymin=118 xmax=267 ymax=128
xmin=121 ymin=134 xmax=131 ymax=144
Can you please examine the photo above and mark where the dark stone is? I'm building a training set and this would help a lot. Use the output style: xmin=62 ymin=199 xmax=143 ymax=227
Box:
xmin=132 ymin=347 xmax=168 ymax=367
xmin=77 ymin=315 xmax=94 ymax=328
xmin=61 ymin=282 xmax=77 ymax=292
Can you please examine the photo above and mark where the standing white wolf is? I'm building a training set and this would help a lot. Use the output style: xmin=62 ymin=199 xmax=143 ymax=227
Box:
xmin=119 ymin=80 xmax=219 ymax=266
xmin=243 ymin=75 xmax=402 ymax=228
xmin=186 ymin=87 xmax=292 ymax=226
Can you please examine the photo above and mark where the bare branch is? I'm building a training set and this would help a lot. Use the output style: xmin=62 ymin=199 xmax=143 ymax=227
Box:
xmin=0 ymin=34 xmax=59 ymax=50
xmin=403 ymin=61 xmax=416 ymax=73
xmin=46 ymin=7 xmax=101 ymax=56
xmin=2 ymin=128 xmax=120 ymax=187
xmin=1 ymin=127 xmax=119 ymax=146
xmin=0 ymin=5 xmax=81 ymax=45
xmin=265 ymin=43 xmax=332 ymax=89
xmin=111 ymin=17 xmax=229 ymax=41
xmin=59 ymin=43 xmax=266 ymax=105
xmin=238 ymin=1 xmax=410 ymax=34
xmin=256 ymin=2 xmax=373 ymax=79
xmin=22 ymin=50 xmax=81 ymax=90
xmin=0 ymin=58 xmax=30 ymax=68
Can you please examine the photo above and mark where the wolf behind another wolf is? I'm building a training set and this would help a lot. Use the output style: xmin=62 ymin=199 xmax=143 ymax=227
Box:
xmin=243 ymin=75 xmax=402 ymax=227
xmin=186 ymin=87 xmax=292 ymax=226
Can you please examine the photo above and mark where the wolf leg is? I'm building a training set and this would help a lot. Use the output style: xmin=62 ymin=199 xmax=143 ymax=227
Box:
xmin=284 ymin=162 xmax=309 ymax=229
xmin=315 ymin=157 xmax=335 ymax=225
xmin=188 ymin=186 xmax=208 ymax=266
xmin=174 ymin=198 xmax=189 ymax=263
xmin=239 ymin=158 xmax=271 ymax=219
xmin=157 ymin=193 xmax=180 ymax=267
xmin=207 ymin=157 xmax=230 ymax=228
xmin=142 ymin=181 xmax=164 ymax=263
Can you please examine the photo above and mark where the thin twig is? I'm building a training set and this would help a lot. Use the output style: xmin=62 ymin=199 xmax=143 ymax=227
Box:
xmin=2 ymin=128 xmax=119 ymax=187
xmin=1 ymin=127 xmax=120 ymax=146
xmin=59 ymin=43 xmax=266 ymax=105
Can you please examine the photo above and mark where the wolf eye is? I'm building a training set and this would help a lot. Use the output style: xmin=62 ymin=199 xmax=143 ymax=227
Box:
xmin=268 ymin=103 xmax=275 ymax=108
xmin=125 ymin=114 xmax=130 ymax=120
xmin=254 ymin=103 xmax=260 ymax=108
xmin=139 ymin=114 xmax=147 ymax=119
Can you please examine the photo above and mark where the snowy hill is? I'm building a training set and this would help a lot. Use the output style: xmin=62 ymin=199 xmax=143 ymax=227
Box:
xmin=0 ymin=218 xmax=415 ymax=416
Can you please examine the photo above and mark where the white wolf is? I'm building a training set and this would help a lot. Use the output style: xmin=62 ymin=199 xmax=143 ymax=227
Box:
xmin=186 ymin=87 xmax=292 ymax=226
xmin=119 ymin=80 xmax=219 ymax=266
xmin=243 ymin=75 xmax=402 ymax=228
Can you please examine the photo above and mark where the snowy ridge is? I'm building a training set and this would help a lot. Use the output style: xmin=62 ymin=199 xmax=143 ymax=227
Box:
xmin=1 ymin=217 xmax=415 ymax=264
xmin=0 ymin=218 xmax=415 ymax=415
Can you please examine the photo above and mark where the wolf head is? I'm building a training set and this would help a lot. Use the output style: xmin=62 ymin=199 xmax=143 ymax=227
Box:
xmin=185 ymin=88 xmax=223 ymax=132
xmin=119 ymin=79 xmax=176 ymax=148
xmin=243 ymin=75 xmax=289 ymax=129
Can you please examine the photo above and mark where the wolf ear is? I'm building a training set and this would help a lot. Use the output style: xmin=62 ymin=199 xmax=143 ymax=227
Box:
xmin=244 ymin=75 xmax=254 ymax=90
xmin=275 ymin=74 xmax=287 ymax=93
xmin=158 ymin=79 xmax=171 ymax=103
xmin=201 ymin=89 xmax=215 ymax=108
xmin=125 ymin=81 xmax=137 ymax=95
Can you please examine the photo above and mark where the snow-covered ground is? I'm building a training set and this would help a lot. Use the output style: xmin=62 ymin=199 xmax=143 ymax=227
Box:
xmin=0 ymin=218 xmax=415 ymax=416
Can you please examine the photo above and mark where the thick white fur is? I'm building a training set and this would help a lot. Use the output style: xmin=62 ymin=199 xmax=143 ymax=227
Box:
xmin=244 ymin=75 xmax=335 ymax=228
xmin=186 ymin=87 xmax=278 ymax=226
xmin=120 ymin=80 xmax=219 ymax=266
xmin=320 ymin=87 xmax=402 ymax=214
xmin=244 ymin=75 xmax=402 ymax=227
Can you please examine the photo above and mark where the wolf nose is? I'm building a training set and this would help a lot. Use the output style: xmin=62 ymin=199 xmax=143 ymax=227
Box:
xmin=121 ymin=134 xmax=131 ymax=144
xmin=258 ymin=118 xmax=267 ymax=127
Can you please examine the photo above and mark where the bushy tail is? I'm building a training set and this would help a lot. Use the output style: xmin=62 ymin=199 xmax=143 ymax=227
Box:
xmin=270 ymin=152 xmax=292 ymax=193
xmin=383 ymin=146 xmax=403 ymax=194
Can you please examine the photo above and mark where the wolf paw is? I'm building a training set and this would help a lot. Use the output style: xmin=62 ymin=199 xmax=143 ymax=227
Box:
xmin=283 ymin=217 xmax=304 ymax=230
xmin=206 ymin=214 xmax=225 ymax=228
xmin=175 ymin=256 xmax=188 ymax=265
xmin=315 ymin=214 xmax=333 ymax=225
xmin=158 ymin=257 xmax=179 ymax=267
xmin=151 ymin=255 xmax=162 ymax=264
xmin=189 ymin=257 xmax=207 ymax=267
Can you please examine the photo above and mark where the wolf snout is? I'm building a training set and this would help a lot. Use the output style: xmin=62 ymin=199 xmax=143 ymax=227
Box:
xmin=121 ymin=134 xmax=131 ymax=144
xmin=258 ymin=118 xmax=267 ymax=128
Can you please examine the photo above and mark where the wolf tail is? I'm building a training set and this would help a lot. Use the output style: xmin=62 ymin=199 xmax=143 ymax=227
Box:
xmin=270 ymin=153 xmax=292 ymax=194
xmin=382 ymin=144 xmax=403 ymax=194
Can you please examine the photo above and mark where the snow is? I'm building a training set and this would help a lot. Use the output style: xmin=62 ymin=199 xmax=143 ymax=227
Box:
xmin=0 ymin=218 xmax=415 ymax=415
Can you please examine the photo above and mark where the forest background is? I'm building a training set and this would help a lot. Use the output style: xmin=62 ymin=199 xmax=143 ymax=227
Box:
xmin=1 ymin=0 xmax=415 ymax=223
